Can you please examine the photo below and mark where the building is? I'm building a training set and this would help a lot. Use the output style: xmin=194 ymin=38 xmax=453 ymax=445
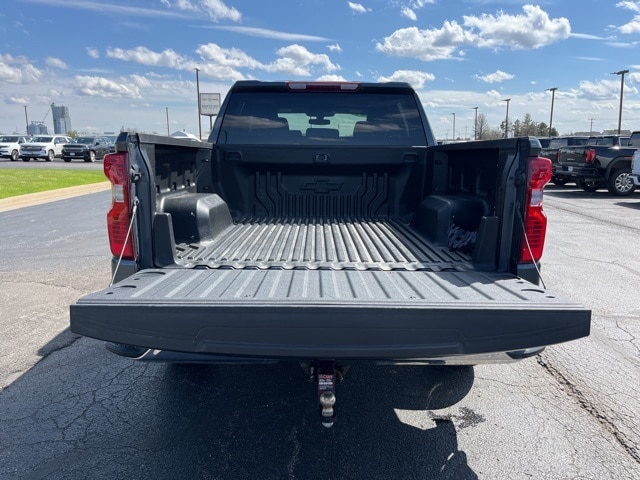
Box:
xmin=28 ymin=122 xmax=48 ymax=135
xmin=51 ymin=103 xmax=71 ymax=134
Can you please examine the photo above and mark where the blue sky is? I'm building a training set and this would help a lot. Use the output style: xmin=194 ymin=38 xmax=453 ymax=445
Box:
xmin=2 ymin=0 xmax=640 ymax=139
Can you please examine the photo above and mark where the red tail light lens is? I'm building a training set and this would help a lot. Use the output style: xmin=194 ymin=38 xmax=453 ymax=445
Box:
xmin=286 ymin=81 xmax=360 ymax=91
xmin=519 ymin=156 xmax=552 ymax=263
xmin=103 ymin=152 xmax=136 ymax=259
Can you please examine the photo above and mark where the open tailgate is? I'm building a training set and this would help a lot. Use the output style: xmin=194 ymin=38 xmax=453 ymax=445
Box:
xmin=70 ymin=268 xmax=590 ymax=359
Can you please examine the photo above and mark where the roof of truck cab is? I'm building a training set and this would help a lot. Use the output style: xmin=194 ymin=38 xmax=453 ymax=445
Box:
xmin=229 ymin=80 xmax=416 ymax=94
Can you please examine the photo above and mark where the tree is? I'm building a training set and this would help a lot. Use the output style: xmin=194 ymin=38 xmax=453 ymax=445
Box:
xmin=66 ymin=129 xmax=78 ymax=139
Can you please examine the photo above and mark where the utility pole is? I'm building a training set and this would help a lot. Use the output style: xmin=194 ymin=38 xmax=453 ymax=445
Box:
xmin=502 ymin=99 xmax=511 ymax=138
xmin=589 ymin=118 xmax=595 ymax=134
xmin=195 ymin=67 xmax=202 ymax=140
xmin=547 ymin=87 xmax=557 ymax=136
xmin=166 ymin=107 xmax=170 ymax=136
xmin=472 ymin=107 xmax=478 ymax=140
xmin=612 ymin=69 xmax=629 ymax=135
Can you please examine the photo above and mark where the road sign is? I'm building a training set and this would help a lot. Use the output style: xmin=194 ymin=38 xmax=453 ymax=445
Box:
xmin=199 ymin=93 xmax=220 ymax=116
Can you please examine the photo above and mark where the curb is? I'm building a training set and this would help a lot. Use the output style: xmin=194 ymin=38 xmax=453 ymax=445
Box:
xmin=0 ymin=182 xmax=111 ymax=213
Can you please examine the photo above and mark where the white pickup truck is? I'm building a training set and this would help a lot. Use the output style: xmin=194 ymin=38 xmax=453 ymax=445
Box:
xmin=0 ymin=135 xmax=30 ymax=161
xmin=20 ymin=134 xmax=72 ymax=162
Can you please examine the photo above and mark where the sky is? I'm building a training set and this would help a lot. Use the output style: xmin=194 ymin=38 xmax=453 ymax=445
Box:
xmin=2 ymin=0 xmax=640 ymax=140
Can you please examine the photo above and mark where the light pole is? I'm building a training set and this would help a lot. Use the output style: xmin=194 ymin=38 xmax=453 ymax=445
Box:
xmin=547 ymin=87 xmax=557 ymax=136
xmin=502 ymin=99 xmax=511 ymax=138
xmin=451 ymin=112 xmax=456 ymax=141
xmin=612 ymin=69 xmax=629 ymax=135
xmin=472 ymin=106 xmax=478 ymax=140
xmin=24 ymin=105 xmax=29 ymax=135
xmin=195 ymin=67 xmax=202 ymax=140
xmin=166 ymin=107 xmax=170 ymax=136
xmin=589 ymin=118 xmax=595 ymax=134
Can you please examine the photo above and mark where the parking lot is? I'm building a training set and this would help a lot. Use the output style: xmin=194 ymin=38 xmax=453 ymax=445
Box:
xmin=0 ymin=159 xmax=638 ymax=479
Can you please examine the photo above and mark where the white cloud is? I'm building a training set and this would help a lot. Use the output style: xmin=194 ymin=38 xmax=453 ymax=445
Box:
xmin=378 ymin=70 xmax=435 ymax=88
xmin=348 ymin=2 xmax=370 ymax=14
xmin=463 ymin=5 xmax=570 ymax=49
xmin=196 ymin=43 xmax=262 ymax=69
xmin=74 ymin=76 xmax=142 ymax=98
xmin=106 ymin=46 xmax=189 ymax=69
xmin=617 ymin=1 xmax=640 ymax=13
xmin=160 ymin=0 xmax=242 ymax=21
xmin=265 ymin=44 xmax=340 ymax=76
xmin=212 ymin=26 xmax=330 ymax=42
xmin=377 ymin=5 xmax=570 ymax=61
xmin=86 ymin=47 xmax=100 ymax=59
xmin=316 ymin=74 xmax=348 ymax=81
xmin=45 ymin=57 xmax=67 ymax=69
xmin=474 ymin=70 xmax=514 ymax=84
xmin=375 ymin=22 xmax=472 ymax=61
xmin=6 ymin=96 xmax=30 ymax=105
xmin=401 ymin=7 xmax=417 ymax=21
xmin=25 ymin=0 xmax=193 ymax=19
xmin=0 ymin=55 xmax=43 ymax=84
xmin=327 ymin=44 xmax=343 ymax=53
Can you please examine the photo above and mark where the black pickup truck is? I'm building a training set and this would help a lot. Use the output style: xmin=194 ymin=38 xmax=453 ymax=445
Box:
xmin=539 ymin=136 xmax=589 ymax=185
xmin=70 ymin=81 xmax=590 ymax=425
xmin=555 ymin=133 xmax=640 ymax=195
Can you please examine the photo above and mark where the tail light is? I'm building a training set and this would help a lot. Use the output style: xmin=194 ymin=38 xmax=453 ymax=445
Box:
xmin=519 ymin=156 xmax=552 ymax=263
xmin=104 ymin=152 xmax=136 ymax=259
xmin=585 ymin=149 xmax=596 ymax=164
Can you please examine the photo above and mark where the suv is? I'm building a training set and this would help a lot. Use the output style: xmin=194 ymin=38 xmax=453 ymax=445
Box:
xmin=61 ymin=136 xmax=110 ymax=162
xmin=0 ymin=135 xmax=30 ymax=161
xmin=20 ymin=135 xmax=72 ymax=162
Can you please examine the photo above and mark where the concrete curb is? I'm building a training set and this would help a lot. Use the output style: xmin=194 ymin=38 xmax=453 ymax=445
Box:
xmin=0 ymin=182 xmax=111 ymax=213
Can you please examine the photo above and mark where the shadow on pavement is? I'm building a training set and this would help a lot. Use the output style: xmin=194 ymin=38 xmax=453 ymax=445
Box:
xmin=0 ymin=337 xmax=479 ymax=479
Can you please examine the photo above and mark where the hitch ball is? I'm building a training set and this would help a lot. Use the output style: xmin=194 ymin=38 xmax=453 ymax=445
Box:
xmin=319 ymin=391 xmax=336 ymax=428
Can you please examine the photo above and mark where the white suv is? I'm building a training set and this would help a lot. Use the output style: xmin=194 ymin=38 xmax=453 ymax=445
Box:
xmin=0 ymin=135 xmax=30 ymax=161
xmin=20 ymin=135 xmax=72 ymax=162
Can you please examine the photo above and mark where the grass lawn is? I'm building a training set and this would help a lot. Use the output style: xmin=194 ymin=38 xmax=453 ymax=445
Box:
xmin=0 ymin=168 xmax=106 ymax=200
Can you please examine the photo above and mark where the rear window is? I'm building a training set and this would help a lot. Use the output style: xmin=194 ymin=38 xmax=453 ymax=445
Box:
xmin=218 ymin=92 xmax=427 ymax=146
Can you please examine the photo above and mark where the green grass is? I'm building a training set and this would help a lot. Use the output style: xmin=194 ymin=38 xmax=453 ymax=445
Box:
xmin=0 ymin=169 xmax=107 ymax=200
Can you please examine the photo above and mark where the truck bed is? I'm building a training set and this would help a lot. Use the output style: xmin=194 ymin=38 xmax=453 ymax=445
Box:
xmin=173 ymin=216 xmax=472 ymax=272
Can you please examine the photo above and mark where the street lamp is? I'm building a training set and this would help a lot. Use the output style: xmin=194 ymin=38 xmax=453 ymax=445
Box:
xmin=195 ymin=67 xmax=202 ymax=140
xmin=502 ymin=99 xmax=511 ymax=138
xmin=612 ymin=69 xmax=629 ymax=135
xmin=451 ymin=112 xmax=456 ymax=141
xmin=166 ymin=107 xmax=170 ymax=136
xmin=547 ymin=87 xmax=557 ymax=136
xmin=472 ymin=106 xmax=478 ymax=140
xmin=24 ymin=105 xmax=29 ymax=135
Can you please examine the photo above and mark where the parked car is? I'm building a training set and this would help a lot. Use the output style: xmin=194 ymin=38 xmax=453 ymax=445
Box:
xmin=0 ymin=135 xmax=30 ymax=161
xmin=20 ymin=135 xmax=72 ymax=162
xmin=61 ymin=136 xmax=110 ymax=162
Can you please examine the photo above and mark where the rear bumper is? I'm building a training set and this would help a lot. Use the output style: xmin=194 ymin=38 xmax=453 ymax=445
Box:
xmin=555 ymin=165 xmax=600 ymax=178
xmin=109 ymin=344 xmax=546 ymax=365
xmin=70 ymin=269 xmax=591 ymax=361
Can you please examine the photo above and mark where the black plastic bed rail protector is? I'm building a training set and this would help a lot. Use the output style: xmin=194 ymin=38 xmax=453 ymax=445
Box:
xmin=70 ymin=269 xmax=591 ymax=359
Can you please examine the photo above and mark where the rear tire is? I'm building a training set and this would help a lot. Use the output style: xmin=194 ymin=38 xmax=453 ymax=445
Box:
xmin=10 ymin=149 xmax=19 ymax=161
xmin=46 ymin=150 xmax=55 ymax=162
xmin=85 ymin=151 xmax=96 ymax=163
xmin=607 ymin=168 xmax=635 ymax=196
xmin=552 ymin=176 xmax=569 ymax=186
xmin=576 ymin=178 xmax=602 ymax=192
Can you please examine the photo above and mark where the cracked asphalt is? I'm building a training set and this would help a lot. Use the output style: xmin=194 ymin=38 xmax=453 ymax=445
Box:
xmin=0 ymin=175 xmax=639 ymax=479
